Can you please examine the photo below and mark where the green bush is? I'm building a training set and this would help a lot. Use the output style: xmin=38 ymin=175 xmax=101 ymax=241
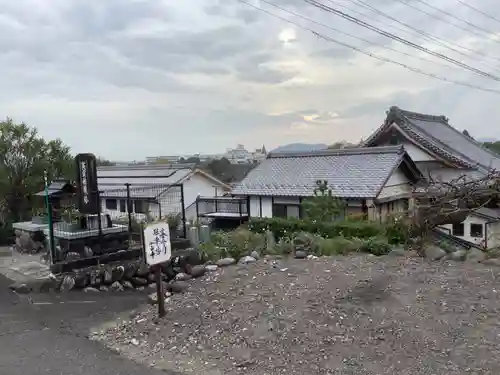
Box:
xmin=359 ymin=236 xmax=391 ymax=256
xmin=249 ymin=217 xmax=387 ymax=240
xmin=316 ymin=236 xmax=358 ymax=256
xmin=204 ymin=229 xmax=266 ymax=260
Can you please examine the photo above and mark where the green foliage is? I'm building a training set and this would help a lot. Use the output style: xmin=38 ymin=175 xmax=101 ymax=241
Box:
xmin=203 ymin=229 xmax=266 ymax=260
xmin=249 ymin=217 xmax=384 ymax=240
xmin=483 ymin=141 xmax=500 ymax=155
xmin=0 ymin=118 xmax=74 ymax=224
xmin=358 ymin=236 xmax=391 ymax=256
xmin=301 ymin=180 xmax=346 ymax=221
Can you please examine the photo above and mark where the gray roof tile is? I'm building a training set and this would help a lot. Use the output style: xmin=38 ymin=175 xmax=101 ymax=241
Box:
xmin=232 ymin=146 xmax=408 ymax=198
xmin=366 ymin=107 xmax=500 ymax=173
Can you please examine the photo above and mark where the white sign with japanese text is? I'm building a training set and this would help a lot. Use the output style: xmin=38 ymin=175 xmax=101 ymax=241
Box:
xmin=143 ymin=222 xmax=172 ymax=266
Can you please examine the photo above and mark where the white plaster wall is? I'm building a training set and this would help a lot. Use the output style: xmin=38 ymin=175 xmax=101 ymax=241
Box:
xmin=438 ymin=214 xmax=490 ymax=248
xmin=377 ymin=168 xmax=413 ymax=200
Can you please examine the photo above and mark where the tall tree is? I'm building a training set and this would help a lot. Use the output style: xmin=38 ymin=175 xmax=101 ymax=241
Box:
xmin=0 ymin=118 xmax=74 ymax=222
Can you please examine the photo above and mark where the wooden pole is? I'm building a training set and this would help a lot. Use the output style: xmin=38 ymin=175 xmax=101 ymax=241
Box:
xmin=155 ymin=265 xmax=166 ymax=318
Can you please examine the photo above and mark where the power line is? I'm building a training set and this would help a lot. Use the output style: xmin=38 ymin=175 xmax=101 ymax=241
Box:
xmin=235 ymin=0 xmax=500 ymax=95
xmin=257 ymin=0 xmax=457 ymax=70
xmin=303 ymin=0 xmax=500 ymax=81
xmin=393 ymin=0 xmax=500 ymax=43
xmin=409 ymin=0 xmax=498 ymax=36
xmin=346 ymin=0 xmax=500 ymax=64
xmin=454 ymin=0 xmax=500 ymax=25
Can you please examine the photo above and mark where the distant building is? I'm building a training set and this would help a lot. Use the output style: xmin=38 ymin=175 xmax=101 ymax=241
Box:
xmin=225 ymin=144 xmax=267 ymax=164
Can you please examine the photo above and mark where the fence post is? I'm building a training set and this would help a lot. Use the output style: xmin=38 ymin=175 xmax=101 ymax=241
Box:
xmin=180 ymin=184 xmax=187 ymax=238
xmin=43 ymin=171 xmax=56 ymax=264
xmin=125 ymin=183 xmax=132 ymax=241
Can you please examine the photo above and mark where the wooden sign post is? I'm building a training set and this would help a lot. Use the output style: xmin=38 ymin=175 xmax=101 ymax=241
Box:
xmin=143 ymin=222 xmax=172 ymax=318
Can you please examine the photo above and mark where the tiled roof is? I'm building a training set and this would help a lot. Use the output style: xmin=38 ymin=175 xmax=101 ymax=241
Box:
xmin=365 ymin=107 xmax=500 ymax=173
xmin=231 ymin=146 xmax=411 ymax=198
xmin=474 ymin=207 xmax=500 ymax=220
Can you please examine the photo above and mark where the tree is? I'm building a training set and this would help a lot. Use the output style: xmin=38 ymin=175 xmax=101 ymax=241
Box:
xmin=483 ymin=141 xmax=500 ymax=155
xmin=0 ymin=118 xmax=74 ymax=222
xmin=301 ymin=180 xmax=345 ymax=221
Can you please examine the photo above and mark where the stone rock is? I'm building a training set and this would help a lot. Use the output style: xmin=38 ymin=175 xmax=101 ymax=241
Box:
xmin=239 ymin=256 xmax=257 ymax=265
xmin=175 ymin=272 xmax=192 ymax=281
xmin=216 ymin=257 xmax=236 ymax=267
xmin=110 ymin=281 xmax=124 ymax=292
xmin=83 ymin=246 xmax=94 ymax=258
xmin=483 ymin=258 xmax=500 ymax=266
xmin=450 ymin=249 xmax=467 ymax=261
xmin=424 ymin=245 xmax=446 ymax=261
xmin=122 ymin=281 xmax=134 ymax=289
xmin=102 ymin=266 xmax=113 ymax=284
xmin=99 ymin=286 xmax=109 ymax=292
xmin=84 ymin=287 xmax=100 ymax=293
xmin=250 ymin=250 xmax=260 ymax=260
xmin=10 ymin=283 xmax=31 ymax=294
xmin=74 ymin=272 xmax=89 ymax=289
xmin=205 ymin=264 xmax=218 ymax=272
xmin=89 ymin=269 xmax=101 ymax=286
xmin=294 ymin=250 xmax=308 ymax=259
xmin=189 ymin=265 xmax=206 ymax=278
xmin=306 ymin=254 xmax=318 ymax=260
xmin=66 ymin=252 xmax=81 ymax=261
xmin=15 ymin=229 xmax=22 ymax=237
xmin=112 ymin=265 xmax=125 ymax=282
xmin=131 ymin=277 xmax=148 ymax=286
xmin=148 ymin=273 xmax=156 ymax=283
xmin=124 ymin=263 xmax=139 ymax=279
xmin=136 ymin=263 xmax=150 ymax=277
xmin=60 ymin=275 xmax=76 ymax=292
xmin=466 ymin=248 xmax=486 ymax=263
xmin=167 ymin=281 xmax=189 ymax=294
xmin=148 ymin=293 xmax=158 ymax=305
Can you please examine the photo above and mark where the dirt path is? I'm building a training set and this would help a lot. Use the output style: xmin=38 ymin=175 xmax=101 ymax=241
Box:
xmin=91 ymin=254 xmax=500 ymax=374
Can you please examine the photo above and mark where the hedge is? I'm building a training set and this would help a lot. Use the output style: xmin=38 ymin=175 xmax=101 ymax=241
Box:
xmin=248 ymin=217 xmax=406 ymax=245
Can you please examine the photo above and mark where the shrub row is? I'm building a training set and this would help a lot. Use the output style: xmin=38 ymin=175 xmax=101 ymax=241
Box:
xmin=247 ymin=217 xmax=407 ymax=245
xmin=199 ymin=227 xmax=397 ymax=261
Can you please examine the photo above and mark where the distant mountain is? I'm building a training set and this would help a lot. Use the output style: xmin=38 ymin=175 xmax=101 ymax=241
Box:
xmin=272 ymin=143 xmax=328 ymax=153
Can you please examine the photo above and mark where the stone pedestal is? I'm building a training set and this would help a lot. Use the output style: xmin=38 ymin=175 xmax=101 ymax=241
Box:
xmin=44 ymin=224 xmax=129 ymax=263
xmin=12 ymin=221 xmax=48 ymax=254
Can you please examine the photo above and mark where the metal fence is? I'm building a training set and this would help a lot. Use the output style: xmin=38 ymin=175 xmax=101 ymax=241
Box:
xmin=46 ymin=182 xmax=186 ymax=264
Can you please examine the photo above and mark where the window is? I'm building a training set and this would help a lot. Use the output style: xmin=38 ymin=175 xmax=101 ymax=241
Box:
xmin=119 ymin=199 xmax=126 ymax=213
xmin=452 ymin=223 xmax=464 ymax=236
xmin=272 ymin=204 xmax=300 ymax=219
xmin=134 ymin=200 xmax=147 ymax=214
xmin=272 ymin=204 xmax=287 ymax=218
xmin=105 ymin=199 xmax=117 ymax=210
xmin=470 ymin=223 xmax=483 ymax=238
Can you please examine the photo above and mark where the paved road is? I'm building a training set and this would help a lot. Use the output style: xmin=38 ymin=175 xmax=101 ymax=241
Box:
xmin=0 ymin=274 xmax=181 ymax=375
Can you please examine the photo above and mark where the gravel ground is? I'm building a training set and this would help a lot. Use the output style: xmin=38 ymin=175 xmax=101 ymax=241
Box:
xmin=90 ymin=254 xmax=500 ymax=375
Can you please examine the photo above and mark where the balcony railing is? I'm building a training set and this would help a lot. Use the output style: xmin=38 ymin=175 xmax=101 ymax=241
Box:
xmin=196 ymin=196 xmax=249 ymax=218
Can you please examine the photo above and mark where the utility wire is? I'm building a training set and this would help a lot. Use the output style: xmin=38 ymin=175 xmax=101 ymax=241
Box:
xmin=393 ymin=0 xmax=500 ymax=43
xmin=303 ymin=0 xmax=500 ymax=81
xmin=235 ymin=0 xmax=500 ymax=95
xmin=454 ymin=0 xmax=500 ymax=25
xmin=346 ymin=0 xmax=500 ymax=64
xmin=257 ymin=0 xmax=457 ymax=70
xmin=409 ymin=0 xmax=498 ymax=36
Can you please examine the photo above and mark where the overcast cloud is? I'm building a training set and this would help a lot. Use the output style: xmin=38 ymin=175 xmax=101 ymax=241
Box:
xmin=0 ymin=0 xmax=499 ymax=160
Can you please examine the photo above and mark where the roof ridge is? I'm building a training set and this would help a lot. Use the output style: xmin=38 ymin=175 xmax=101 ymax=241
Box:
xmin=399 ymin=107 xmax=500 ymax=170
xmin=268 ymin=145 xmax=404 ymax=159
xmin=97 ymin=164 xmax=195 ymax=171
xmin=391 ymin=106 xmax=448 ymax=123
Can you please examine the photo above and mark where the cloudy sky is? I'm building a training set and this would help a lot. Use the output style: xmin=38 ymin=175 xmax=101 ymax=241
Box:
xmin=1 ymin=0 xmax=500 ymax=160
